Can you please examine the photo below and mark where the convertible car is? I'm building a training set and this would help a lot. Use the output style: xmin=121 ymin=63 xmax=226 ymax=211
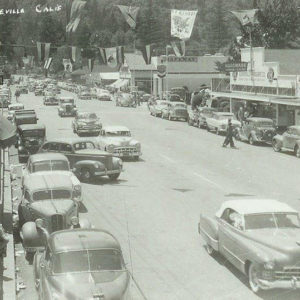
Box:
xmin=199 ymin=199 xmax=300 ymax=293
xmin=149 ymin=100 xmax=168 ymax=117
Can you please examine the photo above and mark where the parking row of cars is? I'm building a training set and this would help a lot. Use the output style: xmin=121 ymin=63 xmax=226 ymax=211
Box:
xmin=9 ymin=80 xmax=132 ymax=299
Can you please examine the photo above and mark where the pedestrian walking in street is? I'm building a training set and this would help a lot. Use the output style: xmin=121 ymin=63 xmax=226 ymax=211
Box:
xmin=15 ymin=90 xmax=20 ymax=102
xmin=222 ymin=119 xmax=237 ymax=148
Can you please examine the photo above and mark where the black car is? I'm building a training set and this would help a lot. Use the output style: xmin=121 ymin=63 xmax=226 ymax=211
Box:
xmin=13 ymin=110 xmax=38 ymax=126
xmin=16 ymin=124 xmax=46 ymax=163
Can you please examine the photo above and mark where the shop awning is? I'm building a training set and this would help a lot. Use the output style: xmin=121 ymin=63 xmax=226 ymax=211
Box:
xmin=212 ymin=91 xmax=300 ymax=106
xmin=0 ymin=116 xmax=17 ymax=148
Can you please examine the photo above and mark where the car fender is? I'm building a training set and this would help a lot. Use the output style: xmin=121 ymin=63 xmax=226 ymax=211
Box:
xmin=198 ymin=215 xmax=219 ymax=251
xmin=73 ymin=160 xmax=105 ymax=174
xmin=21 ymin=222 xmax=44 ymax=250
xmin=273 ymin=134 xmax=283 ymax=143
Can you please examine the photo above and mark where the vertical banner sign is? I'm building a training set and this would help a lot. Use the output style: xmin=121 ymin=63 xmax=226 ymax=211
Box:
xmin=36 ymin=42 xmax=42 ymax=61
xmin=171 ymin=10 xmax=198 ymax=40
xmin=63 ymin=59 xmax=72 ymax=72
xmin=71 ymin=46 xmax=77 ymax=62
xmin=88 ymin=59 xmax=94 ymax=73
xmin=44 ymin=43 xmax=51 ymax=60
xmin=98 ymin=47 xmax=107 ymax=64
xmin=141 ymin=44 xmax=154 ymax=65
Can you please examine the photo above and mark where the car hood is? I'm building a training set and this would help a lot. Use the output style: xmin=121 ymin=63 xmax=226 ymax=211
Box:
xmin=247 ymin=228 xmax=300 ymax=255
xmin=77 ymin=119 xmax=100 ymax=124
xmin=256 ymin=127 xmax=276 ymax=131
xmin=101 ymin=137 xmax=139 ymax=146
xmin=49 ymin=271 xmax=130 ymax=300
xmin=31 ymin=199 xmax=75 ymax=216
xmin=217 ymin=119 xmax=240 ymax=126
xmin=75 ymin=148 xmax=111 ymax=156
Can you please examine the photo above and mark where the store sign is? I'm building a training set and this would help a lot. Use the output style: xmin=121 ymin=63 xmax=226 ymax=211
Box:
xmin=267 ymin=68 xmax=275 ymax=82
xmin=225 ymin=62 xmax=248 ymax=72
xmin=161 ymin=56 xmax=198 ymax=63
xmin=157 ymin=65 xmax=166 ymax=78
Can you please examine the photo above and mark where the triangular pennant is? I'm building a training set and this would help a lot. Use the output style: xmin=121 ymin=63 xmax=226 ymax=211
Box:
xmin=171 ymin=10 xmax=198 ymax=40
xmin=231 ymin=9 xmax=259 ymax=26
xmin=98 ymin=48 xmax=107 ymax=64
xmin=171 ymin=41 xmax=181 ymax=57
xmin=116 ymin=5 xmax=139 ymax=29
xmin=142 ymin=44 xmax=154 ymax=65
xmin=66 ymin=0 xmax=86 ymax=33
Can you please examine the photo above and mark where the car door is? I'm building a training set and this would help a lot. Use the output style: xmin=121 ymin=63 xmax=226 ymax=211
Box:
xmin=283 ymin=128 xmax=297 ymax=149
xmin=218 ymin=209 xmax=244 ymax=269
xmin=59 ymin=143 xmax=76 ymax=168
xmin=20 ymin=190 xmax=33 ymax=221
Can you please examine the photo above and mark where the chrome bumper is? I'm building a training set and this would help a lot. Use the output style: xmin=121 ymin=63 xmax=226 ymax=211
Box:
xmin=259 ymin=278 xmax=300 ymax=290
xmin=94 ymin=168 xmax=122 ymax=176
xmin=77 ymin=128 xmax=101 ymax=133
xmin=113 ymin=151 xmax=141 ymax=158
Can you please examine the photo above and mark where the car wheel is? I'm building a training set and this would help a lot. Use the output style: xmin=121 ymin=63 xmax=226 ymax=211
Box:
xmin=249 ymin=135 xmax=255 ymax=145
xmin=108 ymin=173 xmax=120 ymax=180
xmin=248 ymin=263 xmax=260 ymax=293
xmin=272 ymin=140 xmax=281 ymax=152
xmin=80 ymin=168 xmax=92 ymax=182
xmin=205 ymin=243 xmax=215 ymax=256
xmin=295 ymin=146 xmax=300 ymax=158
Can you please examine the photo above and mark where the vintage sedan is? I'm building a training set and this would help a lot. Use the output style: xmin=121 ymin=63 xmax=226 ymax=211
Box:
xmin=7 ymin=103 xmax=25 ymax=121
xmin=22 ymin=153 xmax=81 ymax=204
xmin=78 ymin=89 xmax=92 ymax=100
xmin=72 ymin=112 xmax=102 ymax=136
xmin=38 ymin=138 xmax=123 ymax=181
xmin=34 ymin=228 xmax=130 ymax=300
xmin=0 ymin=93 xmax=10 ymax=108
xmin=206 ymin=112 xmax=241 ymax=134
xmin=58 ymin=97 xmax=77 ymax=117
xmin=116 ymin=93 xmax=136 ymax=107
xmin=237 ymin=117 xmax=276 ymax=145
xmin=43 ymin=92 xmax=58 ymax=106
xmin=199 ymin=199 xmax=300 ymax=293
xmin=19 ymin=173 xmax=86 ymax=259
xmin=149 ymin=100 xmax=168 ymax=117
xmin=16 ymin=124 xmax=46 ymax=163
xmin=161 ymin=101 xmax=188 ymax=121
xmin=187 ymin=107 xmax=216 ymax=128
xmin=272 ymin=126 xmax=300 ymax=157
xmin=96 ymin=89 xmax=112 ymax=101
xmin=97 ymin=126 xmax=142 ymax=160
xmin=34 ymin=87 xmax=44 ymax=96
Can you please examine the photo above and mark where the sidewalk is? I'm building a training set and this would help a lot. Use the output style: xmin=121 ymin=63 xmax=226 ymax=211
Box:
xmin=1 ymin=149 xmax=16 ymax=300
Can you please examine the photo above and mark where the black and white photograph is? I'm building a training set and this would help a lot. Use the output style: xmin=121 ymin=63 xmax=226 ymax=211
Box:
xmin=1 ymin=0 xmax=300 ymax=299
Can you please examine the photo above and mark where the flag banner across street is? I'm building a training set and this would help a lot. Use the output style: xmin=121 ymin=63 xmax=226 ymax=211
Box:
xmin=231 ymin=9 xmax=259 ymax=26
xmin=66 ymin=0 xmax=86 ymax=33
xmin=171 ymin=9 xmax=198 ymax=40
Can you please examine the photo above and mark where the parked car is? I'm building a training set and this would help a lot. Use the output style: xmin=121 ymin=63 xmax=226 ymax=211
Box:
xmin=38 ymin=138 xmax=123 ymax=182
xmin=97 ymin=89 xmax=112 ymax=101
xmin=161 ymin=101 xmax=188 ymax=121
xmin=58 ymin=97 xmax=77 ymax=117
xmin=116 ymin=93 xmax=136 ymax=107
xmin=17 ymin=85 xmax=29 ymax=94
xmin=78 ymin=89 xmax=92 ymax=100
xmin=149 ymin=100 xmax=168 ymax=117
xmin=19 ymin=173 xmax=86 ymax=259
xmin=43 ymin=92 xmax=58 ymax=105
xmin=187 ymin=107 xmax=216 ymax=128
xmin=22 ymin=153 xmax=81 ymax=204
xmin=0 ymin=93 xmax=11 ymax=108
xmin=34 ymin=228 xmax=130 ymax=300
xmin=272 ymin=125 xmax=300 ymax=157
xmin=206 ymin=112 xmax=241 ymax=135
xmin=237 ymin=117 xmax=276 ymax=145
xmin=97 ymin=126 xmax=142 ymax=160
xmin=142 ymin=93 xmax=152 ymax=102
xmin=13 ymin=110 xmax=38 ymax=126
xmin=199 ymin=199 xmax=300 ymax=293
xmin=72 ymin=112 xmax=102 ymax=136
xmin=16 ymin=124 xmax=46 ymax=163
xmin=34 ymin=87 xmax=44 ymax=96
xmin=7 ymin=103 xmax=24 ymax=121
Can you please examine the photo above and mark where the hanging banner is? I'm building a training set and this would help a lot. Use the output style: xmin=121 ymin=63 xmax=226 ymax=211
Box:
xmin=66 ymin=0 xmax=86 ymax=33
xmin=36 ymin=42 xmax=42 ymax=61
xmin=98 ymin=47 xmax=107 ymax=64
xmin=141 ymin=44 xmax=155 ymax=65
xmin=71 ymin=46 xmax=77 ymax=62
xmin=44 ymin=58 xmax=53 ymax=70
xmin=171 ymin=10 xmax=198 ymax=40
xmin=116 ymin=5 xmax=139 ymax=29
xmin=44 ymin=43 xmax=51 ymax=60
xmin=88 ymin=58 xmax=94 ymax=73
xmin=180 ymin=40 xmax=186 ymax=56
xmin=63 ymin=58 xmax=72 ymax=72
xmin=231 ymin=9 xmax=259 ymax=26
xmin=99 ymin=46 xmax=124 ymax=67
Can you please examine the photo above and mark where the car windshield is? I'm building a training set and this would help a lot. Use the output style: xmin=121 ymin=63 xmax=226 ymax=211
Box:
xmin=22 ymin=130 xmax=45 ymax=137
xmin=73 ymin=141 xmax=95 ymax=150
xmin=216 ymin=114 xmax=236 ymax=120
xmin=32 ymin=189 xmax=71 ymax=201
xmin=78 ymin=113 xmax=97 ymax=119
xmin=169 ymin=95 xmax=181 ymax=101
xmin=174 ymin=104 xmax=186 ymax=108
xmin=52 ymin=249 xmax=123 ymax=274
xmin=256 ymin=121 xmax=274 ymax=127
xmin=244 ymin=213 xmax=300 ymax=230
xmin=156 ymin=101 xmax=167 ymax=106
xmin=32 ymin=160 xmax=69 ymax=172
xmin=105 ymin=131 xmax=131 ymax=137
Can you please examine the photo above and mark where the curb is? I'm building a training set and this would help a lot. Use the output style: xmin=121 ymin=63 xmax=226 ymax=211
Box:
xmin=2 ymin=149 xmax=16 ymax=300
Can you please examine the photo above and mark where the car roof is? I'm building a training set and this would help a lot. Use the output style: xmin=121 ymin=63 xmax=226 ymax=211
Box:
xmin=168 ymin=101 xmax=185 ymax=105
xmin=9 ymin=103 xmax=24 ymax=108
xmin=18 ymin=124 xmax=45 ymax=131
xmin=103 ymin=126 xmax=130 ymax=132
xmin=29 ymin=153 xmax=68 ymax=163
xmin=289 ymin=125 xmax=300 ymax=130
xmin=214 ymin=112 xmax=234 ymax=115
xmin=48 ymin=229 xmax=121 ymax=253
xmin=44 ymin=137 xmax=95 ymax=144
xmin=247 ymin=117 xmax=273 ymax=122
xmin=23 ymin=172 xmax=73 ymax=191
xmin=59 ymin=96 xmax=74 ymax=100
xmin=216 ymin=199 xmax=297 ymax=217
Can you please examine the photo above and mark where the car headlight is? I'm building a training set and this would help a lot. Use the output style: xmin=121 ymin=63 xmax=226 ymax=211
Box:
xmin=93 ymin=162 xmax=100 ymax=169
xmin=71 ymin=216 xmax=79 ymax=226
xmin=107 ymin=144 xmax=114 ymax=152
xmin=264 ymin=261 xmax=275 ymax=270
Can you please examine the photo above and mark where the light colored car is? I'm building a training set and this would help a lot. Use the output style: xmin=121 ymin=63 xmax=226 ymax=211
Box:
xmin=34 ymin=228 xmax=130 ymax=300
xmin=22 ymin=153 xmax=82 ymax=203
xmin=116 ymin=93 xmax=136 ymax=107
xmin=161 ymin=101 xmax=188 ymax=121
xmin=199 ymin=199 xmax=300 ymax=293
xmin=206 ymin=112 xmax=241 ymax=135
xmin=97 ymin=126 xmax=141 ymax=160
xmin=7 ymin=103 xmax=24 ymax=121
xmin=97 ymin=89 xmax=112 ymax=101
xmin=149 ymin=100 xmax=168 ymax=117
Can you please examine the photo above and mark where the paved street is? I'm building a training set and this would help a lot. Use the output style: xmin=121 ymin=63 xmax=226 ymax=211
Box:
xmin=14 ymin=88 xmax=300 ymax=300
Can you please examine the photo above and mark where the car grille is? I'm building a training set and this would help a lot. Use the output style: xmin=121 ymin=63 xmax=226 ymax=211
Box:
xmin=114 ymin=147 xmax=136 ymax=154
xmin=262 ymin=130 xmax=275 ymax=141
xmin=275 ymin=267 xmax=300 ymax=280
xmin=175 ymin=109 xmax=187 ymax=116
xmin=51 ymin=214 xmax=64 ymax=231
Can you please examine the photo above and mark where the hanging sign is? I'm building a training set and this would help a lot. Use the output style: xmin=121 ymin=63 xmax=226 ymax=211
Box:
xmin=225 ymin=62 xmax=248 ymax=72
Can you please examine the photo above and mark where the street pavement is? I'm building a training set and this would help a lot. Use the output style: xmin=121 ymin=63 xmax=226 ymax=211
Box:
xmin=12 ymin=87 xmax=300 ymax=300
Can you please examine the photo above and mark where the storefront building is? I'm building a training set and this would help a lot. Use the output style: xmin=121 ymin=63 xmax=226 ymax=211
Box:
xmin=211 ymin=47 xmax=300 ymax=127
xmin=153 ymin=54 xmax=228 ymax=98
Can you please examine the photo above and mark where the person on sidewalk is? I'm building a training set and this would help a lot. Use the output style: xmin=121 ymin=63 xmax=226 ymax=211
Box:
xmin=223 ymin=119 xmax=237 ymax=148
xmin=15 ymin=90 xmax=20 ymax=102
xmin=0 ymin=225 xmax=9 ymax=258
